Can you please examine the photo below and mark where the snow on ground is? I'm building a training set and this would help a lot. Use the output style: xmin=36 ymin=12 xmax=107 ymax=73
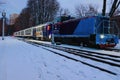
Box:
xmin=115 ymin=40 xmax=120 ymax=49
xmin=28 ymin=39 xmax=120 ymax=56
xmin=0 ymin=37 xmax=120 ymax=80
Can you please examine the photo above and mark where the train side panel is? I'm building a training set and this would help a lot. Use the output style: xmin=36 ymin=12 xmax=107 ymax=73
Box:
xmin=55 ymin=16 xmax=96 ymax=36
xmin=54 ymin=17 xmax=96 ymax=45
xmin=59 ymin=19 xmax=80 ymax=35
xmin=73 ymin=17 xmax=95 ymax=36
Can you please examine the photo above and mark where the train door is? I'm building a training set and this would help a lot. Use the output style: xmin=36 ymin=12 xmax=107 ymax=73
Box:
xmin=33 ymin=28 xmax=36 ymax=38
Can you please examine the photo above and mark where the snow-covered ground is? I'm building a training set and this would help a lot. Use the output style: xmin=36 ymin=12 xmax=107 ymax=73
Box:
xmin=0 ymin=36 xmax=120 ymax=80
xmin=28 ymin=38 xmax=120 ymax=56
xmin=115 ymin=40 xmax=120 ymax=49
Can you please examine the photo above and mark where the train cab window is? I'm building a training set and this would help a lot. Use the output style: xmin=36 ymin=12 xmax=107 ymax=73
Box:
xmin=96 ymin=19 xmax=119 ymax=35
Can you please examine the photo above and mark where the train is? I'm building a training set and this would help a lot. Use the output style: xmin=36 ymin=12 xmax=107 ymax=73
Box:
xmin=14 ymin=15 xmax=119 ymax=48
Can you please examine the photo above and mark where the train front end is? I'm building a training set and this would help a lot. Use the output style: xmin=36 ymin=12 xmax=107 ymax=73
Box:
xmin=96 ymin=34 xmax=119 ymax=48
xmin=96 ymin=17 xmax=119 ymax=48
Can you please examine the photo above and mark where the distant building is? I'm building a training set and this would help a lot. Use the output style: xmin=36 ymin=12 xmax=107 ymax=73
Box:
xmin=9 ymin=13 xmax=19 ymax=25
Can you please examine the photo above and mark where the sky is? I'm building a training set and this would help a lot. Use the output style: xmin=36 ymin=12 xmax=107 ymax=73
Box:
xmin=57 ymin=0 xmax=103 ymax=15
xmin=0 ymin=0 xmax=27 ymax=17
xmin=0 ymin=0 xmax=104 ymax=18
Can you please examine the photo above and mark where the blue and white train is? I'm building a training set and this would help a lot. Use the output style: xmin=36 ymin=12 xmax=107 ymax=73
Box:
xmin=14 ymin=16 xmax=119 ymax=48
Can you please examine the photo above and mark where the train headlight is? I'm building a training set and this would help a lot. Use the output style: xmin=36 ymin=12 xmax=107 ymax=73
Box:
xmin=49 ymin=34 xmax=51 ymax=39
xmin=100 ymin=35 xmax=105 ymax=39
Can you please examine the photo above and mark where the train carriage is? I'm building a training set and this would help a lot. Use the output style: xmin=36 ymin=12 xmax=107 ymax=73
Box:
xmin=23 ymin=27 xmax=34 ymax=38
xmin=32 ymin=23 xmax=52 ymax=40
xmin=14 ymin=15 xmax=119 ymax=48
xmin=33 ymin=24 xmax=44 ymax=40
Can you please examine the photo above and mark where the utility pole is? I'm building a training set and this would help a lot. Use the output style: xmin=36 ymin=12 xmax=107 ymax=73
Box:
xmin=109 ymin=0 xmax=120 ymax=17
xmin=51 ymin=23 xmax=55 ymax=44
xmin=102 ymin=0 xmax=106 ymax=16
xmin=2 ymin=10 xmax=6 ymax=40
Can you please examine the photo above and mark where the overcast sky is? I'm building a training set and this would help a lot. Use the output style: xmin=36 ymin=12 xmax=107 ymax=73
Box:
xmin=57 ymin=0 xmax=103 ymax=16
xmin=0 ymin=0 xmax=105 ymax=18
xmin=1 ymin=0 xmax=27 ymax=17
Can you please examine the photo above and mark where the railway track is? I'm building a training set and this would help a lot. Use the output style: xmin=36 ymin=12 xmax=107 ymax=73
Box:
xmin=22 ymin=39 xmax=120 ymax=76
xmin=104 ymin=48 xmax=120 ymax=52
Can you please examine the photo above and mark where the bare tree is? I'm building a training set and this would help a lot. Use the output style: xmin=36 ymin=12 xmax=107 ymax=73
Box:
xmin=58 ymin=8 xmax=63 ymax=16
xmin=75 ymin=4 xmax=87 ymax=17
xmin=27 ymin=0 xmax=60 ymax=25
xmin=75 ymin=4 xmax=98 ymax=17
xmin=63 ymin=9 xmax=70 ymax=16
xmin=86 ymin=4 xmax=98 ymax=16
xmin=14 ymin=7 xmax=30 ymax=31
xmin=58 ymin=8 xmax=70 ymax=16
xmin=13 ymin=0 xmax=59 ymax=31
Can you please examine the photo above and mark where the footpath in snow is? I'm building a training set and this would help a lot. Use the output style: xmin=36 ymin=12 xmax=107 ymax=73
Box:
xmin=0 ymin=37 xmax=120 ymax=80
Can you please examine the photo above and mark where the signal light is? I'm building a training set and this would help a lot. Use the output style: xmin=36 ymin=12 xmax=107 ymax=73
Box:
xmin=47 ymin=26 xmax=50 ymax=31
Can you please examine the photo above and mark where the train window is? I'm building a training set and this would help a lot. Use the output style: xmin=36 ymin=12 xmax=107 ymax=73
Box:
xmin=21 ymin=31 xmax=24 ymax=35
xmin=97 ymin=20 xmax=119 ymax=35
xmin=36 ymin=27 xmax=42 ymax=32
xmin=40 ymin=27 xmax=42 ymax=31
xmin=25 ymin=29 xmax=32 ymax=35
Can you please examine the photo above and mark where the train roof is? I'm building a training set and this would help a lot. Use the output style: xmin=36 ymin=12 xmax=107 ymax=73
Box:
xmin=60 ymin=16 xmax=110 ymax=24
xmin=34 ymin=22 xmax=52 ymax=28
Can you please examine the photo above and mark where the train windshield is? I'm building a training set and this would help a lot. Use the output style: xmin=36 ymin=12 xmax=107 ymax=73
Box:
xmin=96 ymin=20 xmax=119 ymax=35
